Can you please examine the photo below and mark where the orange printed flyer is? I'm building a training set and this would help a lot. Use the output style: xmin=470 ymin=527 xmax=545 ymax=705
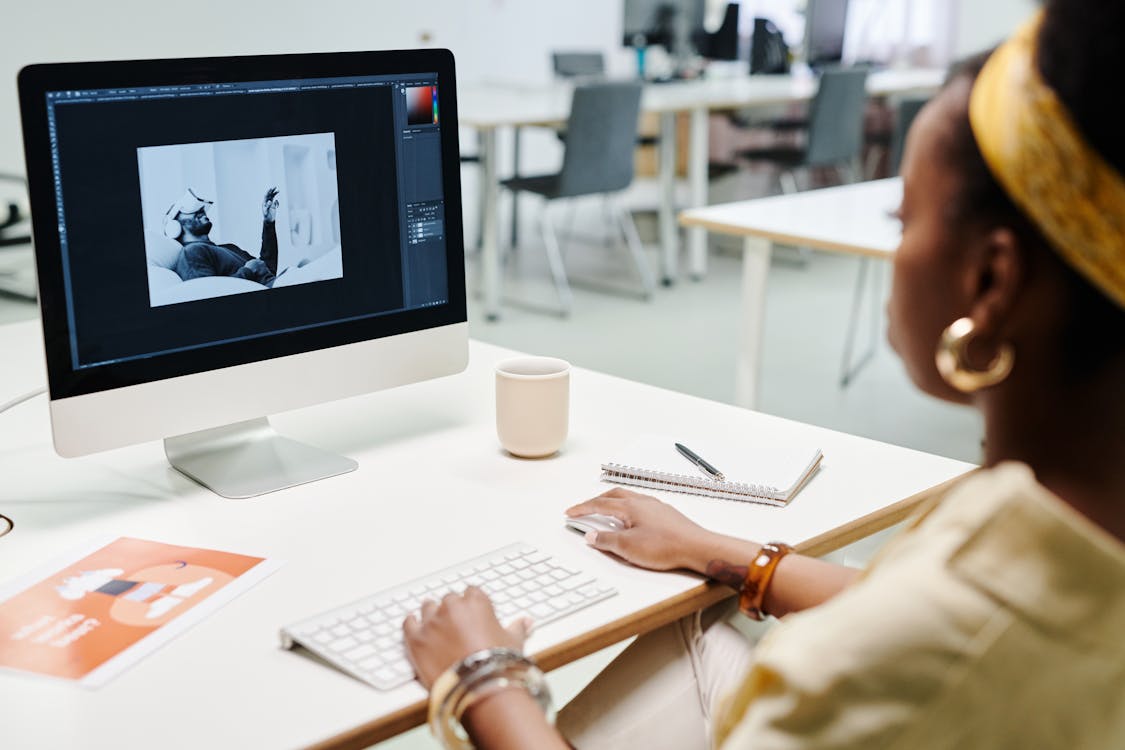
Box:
xmin=0 ymin=536 xmax=281 ymax=687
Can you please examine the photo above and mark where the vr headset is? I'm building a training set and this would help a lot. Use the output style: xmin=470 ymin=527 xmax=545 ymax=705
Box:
xmin=162 ymin=188 xmax=214 ymax=240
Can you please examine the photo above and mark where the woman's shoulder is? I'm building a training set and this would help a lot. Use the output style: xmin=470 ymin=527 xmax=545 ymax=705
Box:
xmin=732 ymin=463 xmax=1125 ymax=748
xmin=928 ymin=461 xmax=1125 ymax=648
xmin=755 ymin=460 xmax=1125 ymax=695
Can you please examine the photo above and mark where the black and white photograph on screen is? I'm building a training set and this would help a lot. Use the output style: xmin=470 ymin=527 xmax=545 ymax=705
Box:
xmin=137 ymin=133 xmax=344 ymax=307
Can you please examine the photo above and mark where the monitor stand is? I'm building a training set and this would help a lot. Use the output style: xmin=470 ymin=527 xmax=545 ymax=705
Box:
xmin=164 ymin=417 xmax=358 ymax=499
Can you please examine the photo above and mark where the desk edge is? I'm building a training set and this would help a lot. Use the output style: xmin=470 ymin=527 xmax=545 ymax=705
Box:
xmin=304 ymin=469 xmax=973 ymax=749
xmin=678 ymin=215 xmax=896 ymax=260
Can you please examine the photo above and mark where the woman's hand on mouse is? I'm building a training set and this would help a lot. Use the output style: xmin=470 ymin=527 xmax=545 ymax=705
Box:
xmin=403 ymin=587 xmax=532 ymax=689
xmin=566 ymin=488 xmax=722 ymax=573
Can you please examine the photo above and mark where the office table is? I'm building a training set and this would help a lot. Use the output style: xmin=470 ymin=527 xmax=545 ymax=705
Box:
xmin=460 ymin=69 xmax=941 ymax=320
xmin=0 ymin=317 xmax=969 ymax=748
xmin=680 ymin=177 xmax=903 ymax=410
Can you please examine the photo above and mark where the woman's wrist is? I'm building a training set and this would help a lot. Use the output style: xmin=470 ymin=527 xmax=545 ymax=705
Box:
xmin=683 ymin=530 xmax=761 ymax=576
xmin=428 ymin=648 xmax=554 ymax=749
xmin=461 ymin=686 xmax=545 ymax=741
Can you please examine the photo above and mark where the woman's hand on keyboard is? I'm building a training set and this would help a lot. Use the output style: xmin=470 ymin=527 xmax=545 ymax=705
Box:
xmin=566 ymin=488 xmax=718 ymax=573
xmin=403 ymin=587 xmax=533 ymax=689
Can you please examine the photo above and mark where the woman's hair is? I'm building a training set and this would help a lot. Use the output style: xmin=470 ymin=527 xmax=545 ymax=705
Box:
xmin=941 ymin=0 xmax=1125 ymax=371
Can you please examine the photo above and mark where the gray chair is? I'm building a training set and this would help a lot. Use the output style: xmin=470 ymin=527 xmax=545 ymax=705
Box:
xmin=552 ymin=52 xmax=606 ymax=80
xmin=839 ymin=95 xmax=929 ymax=388
xmin=889 ymin=95 xmax=928 ymax=175
xmin=501 ymin=81 xmax=654 ymax=315
xmin=737 ymin=67 xmax=870 ymax=192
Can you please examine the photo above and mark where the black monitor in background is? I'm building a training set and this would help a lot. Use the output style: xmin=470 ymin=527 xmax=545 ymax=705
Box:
xmin=806 ymin=0 xmax=850 ymax=68
xmin=622 ymin=0 xmax=705 ymax=55
xmin=693 ymin=3 xmax=740 ymax=61
xmin=751 ymin=18 xmax=791 ymax=75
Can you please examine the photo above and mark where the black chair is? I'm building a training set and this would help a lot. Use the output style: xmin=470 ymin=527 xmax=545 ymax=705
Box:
xmin=501 ymin=82 xmax=654 ymax=315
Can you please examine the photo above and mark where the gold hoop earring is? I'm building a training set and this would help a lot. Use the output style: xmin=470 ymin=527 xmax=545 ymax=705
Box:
xmin=935 ymin=317 xmax=1014 ymax=393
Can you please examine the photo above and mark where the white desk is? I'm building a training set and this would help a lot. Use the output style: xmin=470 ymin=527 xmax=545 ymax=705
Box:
xmin=460 ymin=69 xmax=941 ymax=320
xmin=0 ymin=317 xmax=969 ymax=748
xmin=680 ymin=178 xmax=903 ymax=409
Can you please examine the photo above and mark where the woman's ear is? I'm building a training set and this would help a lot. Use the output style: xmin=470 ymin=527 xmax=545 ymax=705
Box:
xmin=964 ymin=226 xmax=1027 ymax=339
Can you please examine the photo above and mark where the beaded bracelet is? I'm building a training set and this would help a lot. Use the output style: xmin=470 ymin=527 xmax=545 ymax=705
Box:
xmin=738 ymin=542 xmax=793 ymax=621
xmin=428 ymin=647 xmax=554 ymax=750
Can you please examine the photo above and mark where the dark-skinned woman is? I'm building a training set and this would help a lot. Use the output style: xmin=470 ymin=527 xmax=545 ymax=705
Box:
xmin=404 ymin=2 xmax=1125 ymax=747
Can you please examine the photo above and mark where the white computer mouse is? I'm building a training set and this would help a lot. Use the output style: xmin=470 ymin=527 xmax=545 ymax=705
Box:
xmin=565 ymin=513 xmax=626 ymax=535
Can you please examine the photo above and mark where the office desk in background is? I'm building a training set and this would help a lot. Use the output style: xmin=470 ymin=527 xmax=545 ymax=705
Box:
xmin=460 ymin=69 xmax=941 ymax=321
xmin=0 ymin=317 xmax=969 ymax=748
xmin=680 ymin=178 xmax=903 ymax=410
xmin=0 ymin=219 xmax=36 ymax=302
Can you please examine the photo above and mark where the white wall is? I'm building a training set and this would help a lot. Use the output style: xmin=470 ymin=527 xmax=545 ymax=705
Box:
xmin=953 ymin=0 xmax=1039 ymax=58
xmin=3 ymin=0 xmax=1043 ymax=176
xmin=0 ymin=0 xmax=623 ymax=174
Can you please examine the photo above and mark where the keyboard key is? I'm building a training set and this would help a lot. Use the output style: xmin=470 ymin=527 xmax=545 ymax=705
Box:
xmin=329 ymin=637 xmax=358 ymax=653
xmin=345 ymin=644 xmax=376 ymax=661
xmin=530 ymin=603 xmax=554 ymax=619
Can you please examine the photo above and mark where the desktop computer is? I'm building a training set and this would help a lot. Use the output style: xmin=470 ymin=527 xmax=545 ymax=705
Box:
xmin=805 ymin=0 xmax=851 ymax=69
xmin=17 ymin=50 xmax=468 ymax=498
xmin=623 ymin=0 xmax=707 ymax=77
xmin=693 ymin=3 xmax=741 ymax=62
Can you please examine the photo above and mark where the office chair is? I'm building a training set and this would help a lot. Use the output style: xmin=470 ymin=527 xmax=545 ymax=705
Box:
xmin=736 ymin=67 xmax=869 ymax=193
xmin=889 ymin=95 xmax=928 ymax=175
xmin=0 ymin=173 xmax=30 ymax=245
xmin=552 ymin=52 xmax=606 ymax=80
xmin=501 ymin=81 xmax=655 ymax=315
xmin=839 ymin=95 xmax=929 ymax=388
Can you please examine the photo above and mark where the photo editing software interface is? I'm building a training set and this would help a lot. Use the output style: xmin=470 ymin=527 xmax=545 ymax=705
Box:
xmin=43 ymin=72 xmax=450 ymax=373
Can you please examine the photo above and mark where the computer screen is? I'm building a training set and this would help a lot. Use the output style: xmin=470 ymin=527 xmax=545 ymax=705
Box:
xmin=806 ymin=0 xmax=850 ymax=67
xmin=622 ymin=0 xmax=706 ymax=53
xmin=18 ymin=50 xmax=468 ymax=497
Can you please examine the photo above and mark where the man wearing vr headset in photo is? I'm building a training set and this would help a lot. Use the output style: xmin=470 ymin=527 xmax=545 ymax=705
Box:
xmin=164 ymin=186 xmax=280 ymax=285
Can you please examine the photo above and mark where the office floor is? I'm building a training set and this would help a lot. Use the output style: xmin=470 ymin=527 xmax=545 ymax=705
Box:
xmin=0 ymin=169 xmax=981 ymax=749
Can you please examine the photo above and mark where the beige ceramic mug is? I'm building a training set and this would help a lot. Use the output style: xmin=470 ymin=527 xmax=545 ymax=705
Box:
xmin=495 ymin=356 xmax=570 ymax=457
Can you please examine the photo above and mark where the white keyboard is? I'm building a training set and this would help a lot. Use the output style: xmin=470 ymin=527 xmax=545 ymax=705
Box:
xmin=280 ymin=542 xmax=617 ymax=690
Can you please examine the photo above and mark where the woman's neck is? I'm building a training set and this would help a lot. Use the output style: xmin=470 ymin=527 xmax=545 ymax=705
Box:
xmin=979 ymin=361 xmax=1125 ymax=542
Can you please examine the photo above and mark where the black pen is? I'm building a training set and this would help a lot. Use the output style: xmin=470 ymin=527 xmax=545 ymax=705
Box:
xmin=674 ymin=442 xmax=726 ymax=481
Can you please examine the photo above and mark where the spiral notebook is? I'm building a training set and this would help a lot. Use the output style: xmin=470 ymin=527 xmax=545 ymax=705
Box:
xmin=601 ymin=434 xmax=823 ymax=507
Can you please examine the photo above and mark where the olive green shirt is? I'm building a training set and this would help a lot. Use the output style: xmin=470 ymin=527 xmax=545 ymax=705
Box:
xmin=716 ymin=462 xmax=1125 ymax=749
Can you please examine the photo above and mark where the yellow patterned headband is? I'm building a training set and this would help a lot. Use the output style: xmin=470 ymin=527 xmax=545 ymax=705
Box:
xmin=969 ymin=11 xmax=1125 ymax=310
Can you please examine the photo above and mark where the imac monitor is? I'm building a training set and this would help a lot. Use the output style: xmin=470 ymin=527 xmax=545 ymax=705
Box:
xmin=17 ymin=50 xmax=468 ymax=498
xmin=805 ymin=0 xmax=850 ymax=68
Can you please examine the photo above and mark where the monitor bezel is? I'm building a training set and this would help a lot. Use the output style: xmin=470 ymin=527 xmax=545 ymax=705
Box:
xmin=18 ymin=48 xmax=467 ymax=401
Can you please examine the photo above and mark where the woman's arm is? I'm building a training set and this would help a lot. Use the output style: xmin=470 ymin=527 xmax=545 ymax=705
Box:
xmin=403 ymin=589 xmax=570 ymax=750
xmin=461 ymin=689 xmax=570 ymax=750
xmin=566 ymin=488 xmax=860 ymax=618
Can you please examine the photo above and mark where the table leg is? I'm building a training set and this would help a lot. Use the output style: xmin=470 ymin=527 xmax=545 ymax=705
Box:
xmin=480 ymin=128 xmax=501 ymax=321
xmin=736 ymin=236 xmax=771 ymax=409
xmin=510 ymin=126 xmax=521 ymax=249
xmin=658 ymin=112 xmax=678 ymax=286
xmin=687 ymin=106 xmax=709 ymax=280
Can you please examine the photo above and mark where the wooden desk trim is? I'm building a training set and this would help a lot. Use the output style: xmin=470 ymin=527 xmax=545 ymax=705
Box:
xmin=303 ymin=470 xmax=971 ymax=749
xmin=678 ymin=214 xmax=896 ymax=260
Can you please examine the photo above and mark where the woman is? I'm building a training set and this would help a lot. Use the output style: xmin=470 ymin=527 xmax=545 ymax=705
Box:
xmin=404 ymin=1 xmax=1125 ymax=747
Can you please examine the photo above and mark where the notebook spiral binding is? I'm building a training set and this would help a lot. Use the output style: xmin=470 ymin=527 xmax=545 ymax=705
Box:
xmin=601 ymin=462 xmax=782 ymax=500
